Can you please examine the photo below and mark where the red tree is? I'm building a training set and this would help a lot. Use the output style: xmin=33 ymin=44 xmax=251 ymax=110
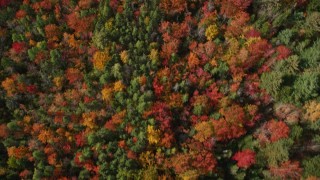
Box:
xmin=232 ymin=149 xmax=256 ymax=168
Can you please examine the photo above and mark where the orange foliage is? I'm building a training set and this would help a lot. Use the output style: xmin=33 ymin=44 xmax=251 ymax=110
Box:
xmin=168 ymin=93 xmax=183 ymax=108
xmin=105 ymin=110 xmax=126 ymax=131
xmin=0 ymin=124 xmax=9 ymax=138
xmin=1 ymin=77 xmax=16 ymax=96
xmin=160 ymin=0 xmax=186 ymax=15
xmin=160 ymin=39 xmax=180 ymax=60
xmin=269 ymin=161 xmax=302 ymax=180
xmin=101 ymin=86 xmax=113 ymax=103
xmin=255 ymin=119 xmax=289 ymax=144
xmin=65 ymin=68 xmax=83 ymax=84
xmin=193 ymin=121 xmax=214 ymax=142
xmin=225 ymin=11 xmax=250 ymax=37
xmin=92 ymin=51 xmax=111 ymax=70
xmin=38 ymin=129 xmax=54 ymax=143
xmin=188 ymin=52 xmax=200 ymax=69
xmin=45 ymin=24 xmax=60 ymax=39
xmin=66 ymin=12 xmax=95 ymax=33
xmin=7 ymin=146 xmax=29 ymax=159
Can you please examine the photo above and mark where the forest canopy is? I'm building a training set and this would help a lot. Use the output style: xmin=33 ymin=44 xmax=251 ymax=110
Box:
xmin=0 ymin=0 xmax=319 ymax=179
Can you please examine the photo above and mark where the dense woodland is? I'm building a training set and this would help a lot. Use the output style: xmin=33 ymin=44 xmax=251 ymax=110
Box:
xmin=0 ymin=0 xmax=320 ymax=179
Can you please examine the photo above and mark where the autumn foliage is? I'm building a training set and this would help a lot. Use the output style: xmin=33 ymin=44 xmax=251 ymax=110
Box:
xmin=0 ymin=0 xmax=319 ymax=179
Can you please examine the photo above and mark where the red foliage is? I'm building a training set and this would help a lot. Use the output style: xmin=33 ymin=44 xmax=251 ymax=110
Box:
xmin=105 ymin=120 xmax=116 ymax=131
xmin=230 ymin=0 xmax=252 ymax=10
xmin=219 ymin=0 xmax=252 ymax=18
xmin=188 ymin=68 xmax=212 ymax=87
xmin=0 ymin=0 xmax=10 ymax=7
xmin=109 ymin=0 xmax=119 ymax=11
xmin=16 ymin=10 xmax=27 ymax=19
xmin=244 ymin=74 xmax=260 ymax=98
xmin=66 ymin=12 xmax=95 ymax=33
xmin=213 ymin=105 xmax=247 ymax=141
xmin=0 ymin=124 xmax=9 ymax=138
xmin=147 ymin=102 xmax=173 ymax=131
xmin=19 ymin=169 xmax=31 ymax=178
xmin=127 ymin=150 xmax=137 ymax=159
xmin=161 ymin=132 xmax=175 ymax=148
xmin=213 ymin=118 xmax=246 ymax=141
xmin=168 ymin=153 xmax=191 ymax=174
xmin=191 ymin=150 xmax=217 ymax=173
xmin=75 ymin=132 xmax=86 ymax=147
xmin=39 ymin=0 xmax=52 ymax=10
xmin=245 ymin=29 xmax=261 ymax=38
xmin=245 ymin=39 xmax=272 ymax=69
xmin=205 ymin=83 xmax=223 ymax=106
xmin=255 ymin=119 xmax=290 ymax=144
xmin=118 ymin=140 xmax=126 ymax=149
xmin=160 ymin=39 xmax=180 ymax=60
xmin=74 ymin=152 xmax=83 ymax=166
xmin=26 ymin=85 xmax=37 ymax=94
xmin=276 ymin=45 xmax=291 ymax=60
xmin=297 ymin=0 xmax=307 ymax=6
xmin=226 ymin=11 xmax=250 ymax=37
xmin=12 ymin=42 xmax=26 ymax=53
xmin=159 ymin=21 xmax=189 ymax=41
xmin=153 ymin=78 xmax=164 ymax=96
xmin=232 ymin=149 xmax=256 ymax=168
xmin=65 ymin=68 xmax=83 ymax=84
xmin=84 ymin=96 xmax=94 ymax=103
xmin=269 ymin=161 xmax=302 ymax=180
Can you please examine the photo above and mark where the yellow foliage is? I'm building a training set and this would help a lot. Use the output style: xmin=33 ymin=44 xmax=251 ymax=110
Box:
xmin=139 ymin=151 xmax=155 ymax=167
xmin=65 ymin=131 xmax=73 ymax=142
xmin=179 ymin=170 xmax=200 ymax=180
xmin=210 ymin=58 xmax=218 ymax=67
xmin=101 ymin=86 xmax=113 ymax=103
xmin=114 ymin=81 xmax=125 ymax=92
xmin=244 ymin=37 xmax=262 ymax=47
xmin=147 ymin=125 xmax=161 ymax=145
xmin=23 ymin=116 xmax=31 ymax=124
xmin=304 ymin=101 xmax=320 ymax=122
xmin=149 ymin=49 xmax=159 ymax=61
xmin=1 ymin=77 xmax=16 ymax=96
xmin=92 ymin=50 xmax=111 ymax=70
xmin=193 ymin=121 xmax=214 ymax=142
xmin=104 ymin=18 xmax=114 ymax=31
xmin=53 ymin=76 xmax=63 ymax=88
xmin=144 ymin=16 xmax=150 ymax=26
xmin=205 ymin=24 xmax=219 ymax=41
xmin=82 ymin=112 xmax=97 ymax=129
xmin=120 ymin=50 xmax=129 ymax=64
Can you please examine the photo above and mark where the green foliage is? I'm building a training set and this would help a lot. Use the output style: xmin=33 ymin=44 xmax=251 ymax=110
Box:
xmin=260 ymin=72 xmax=283 ymax=99
xmin=293 ymin=71 xmax=319 ymax=101
xmin=290 ymin=125 xmax=303 ymax=140
xmin=273 ymin=55 xmax=300 ymax=75
xmin=300 ymin=39 xmax=320 ymax=67
xmin=256 ymin=139 xmax=293 ymax=167
xmin=302 ymin=155 xmax=320 ymax=177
